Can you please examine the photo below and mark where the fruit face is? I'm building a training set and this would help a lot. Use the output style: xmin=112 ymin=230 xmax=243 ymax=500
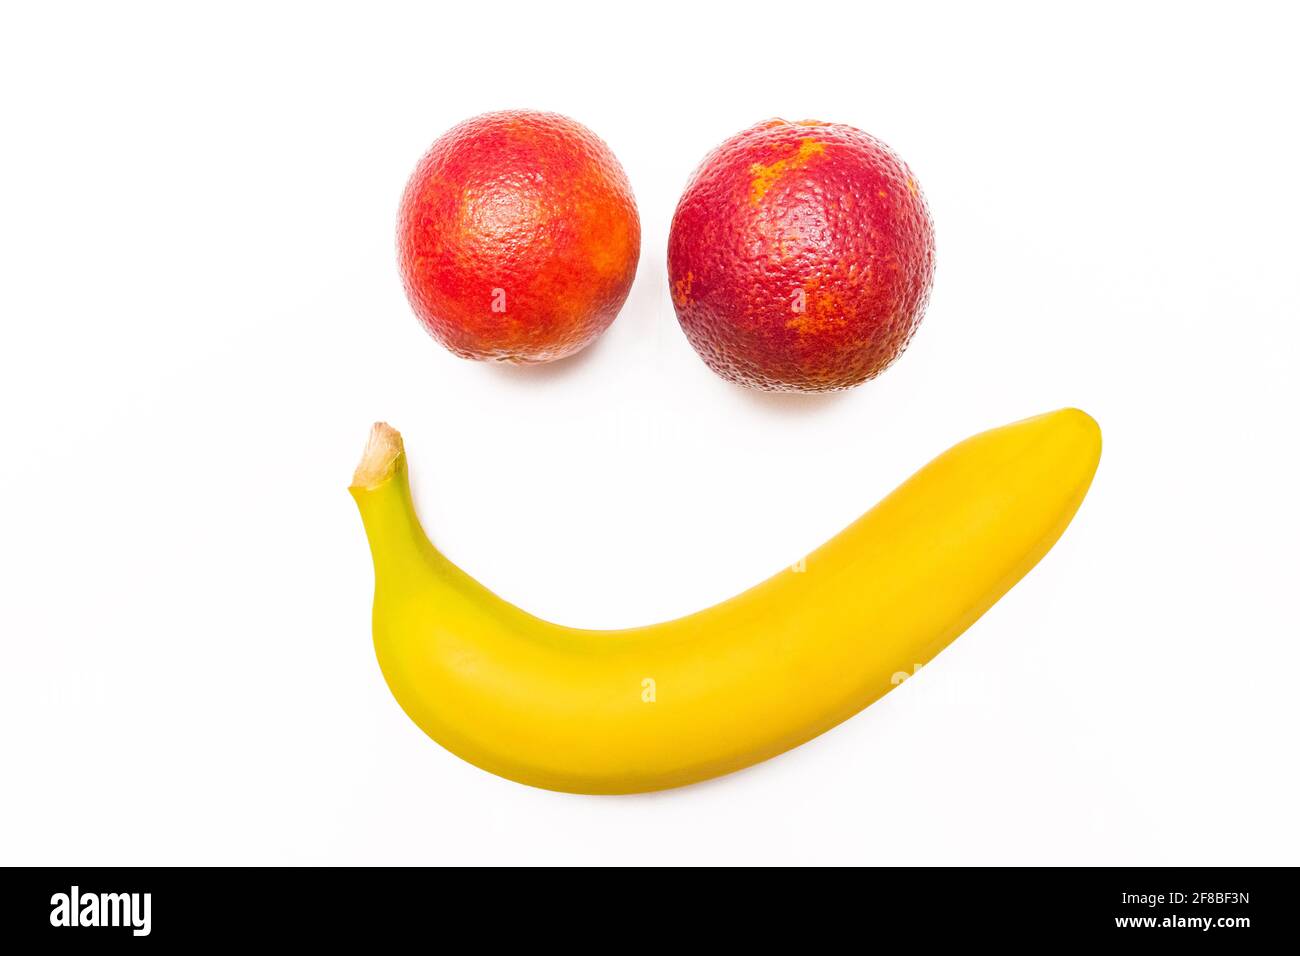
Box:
xmin=398 ymin=111 xmax=641 ymax=364
xmin=667 ymin=119 xmax=935 ymax=391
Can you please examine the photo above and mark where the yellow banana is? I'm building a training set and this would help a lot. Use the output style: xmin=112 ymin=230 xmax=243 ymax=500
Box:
xmin=350 ymin=408 xmax=1101 ymax=794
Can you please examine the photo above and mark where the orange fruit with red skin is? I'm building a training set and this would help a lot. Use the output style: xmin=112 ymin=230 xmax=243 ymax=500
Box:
xmin=398 ymin=111 xmax=640 ymax=364
xmin=668 ymin=119 xmax=935 ymax=392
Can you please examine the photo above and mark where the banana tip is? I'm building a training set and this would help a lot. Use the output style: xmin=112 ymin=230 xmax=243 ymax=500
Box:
xmin=1058 ymin=406 xmax=1102 ymax=455
xmin=351 ymin=422 xmax=405 ymax=490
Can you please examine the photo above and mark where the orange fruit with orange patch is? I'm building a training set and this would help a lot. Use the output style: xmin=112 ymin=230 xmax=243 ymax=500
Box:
xmin=397 ymin=110 xmax=640 ymax=364
xmin=668 ymin=119 xmax=935 ymax=391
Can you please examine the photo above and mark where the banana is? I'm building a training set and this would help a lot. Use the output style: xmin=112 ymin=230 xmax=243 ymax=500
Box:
xmin=350 ymin=408 xmax=1101 ymax=794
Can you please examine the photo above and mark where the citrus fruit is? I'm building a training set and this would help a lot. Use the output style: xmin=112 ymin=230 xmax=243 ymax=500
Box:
xmin=398 ymin=110 xmax=640 ymax=364
xmin=667 ymin=119 xmax=935 ymax=391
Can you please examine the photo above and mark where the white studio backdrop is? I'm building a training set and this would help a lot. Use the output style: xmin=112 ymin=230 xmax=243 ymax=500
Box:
xmin=1 ymin=1 xmax=1297 ymax=865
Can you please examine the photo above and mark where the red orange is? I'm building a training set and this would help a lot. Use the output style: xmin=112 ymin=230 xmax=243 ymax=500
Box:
xmin=398 ymin=111 xmax=640 ymax=364
xmin=668 ymin=119 xmax=935 ymax=391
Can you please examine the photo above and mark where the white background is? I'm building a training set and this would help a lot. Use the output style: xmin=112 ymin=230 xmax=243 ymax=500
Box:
xmin=2 ymin=1 xmax=1297 ymax=865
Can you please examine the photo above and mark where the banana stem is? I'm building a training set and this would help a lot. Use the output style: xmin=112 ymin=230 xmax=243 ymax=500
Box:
xmin=350 ymin=424 xmax=441 ymax=585
xmin=351 ymin=422 xmax=405 ymax=491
